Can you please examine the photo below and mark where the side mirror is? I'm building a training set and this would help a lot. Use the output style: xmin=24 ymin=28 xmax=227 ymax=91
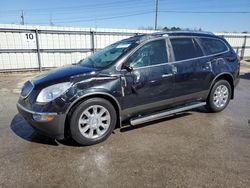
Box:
xmin=122 ymin=64 xmax=133 ymax=72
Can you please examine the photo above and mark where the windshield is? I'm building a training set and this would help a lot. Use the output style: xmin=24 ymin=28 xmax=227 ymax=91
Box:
xmin=79 ymin=39 xmax=138 ymax=68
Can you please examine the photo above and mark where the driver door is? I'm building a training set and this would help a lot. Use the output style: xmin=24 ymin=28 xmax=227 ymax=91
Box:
xmin=121 ymin=39 xmax=174 ymax=116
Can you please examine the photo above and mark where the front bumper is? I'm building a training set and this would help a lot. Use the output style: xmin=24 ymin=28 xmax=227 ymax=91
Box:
xmin=17 ymin=103 xmax=66 ymax=139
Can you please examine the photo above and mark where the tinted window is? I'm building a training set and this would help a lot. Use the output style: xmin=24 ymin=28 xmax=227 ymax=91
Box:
xmin=127 ymin=39 xmax=168 ymax=68
xmin=199 ymin=38 xmax=228 ymax=55
xmin=170 ymin=38 xmax=203 ymax=61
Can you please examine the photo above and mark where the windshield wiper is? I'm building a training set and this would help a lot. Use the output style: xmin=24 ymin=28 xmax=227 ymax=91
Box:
xmin=72 ymin=61 xmax=80 ymax=65
xmin=72 ymin=58 xmax=85 ymax=65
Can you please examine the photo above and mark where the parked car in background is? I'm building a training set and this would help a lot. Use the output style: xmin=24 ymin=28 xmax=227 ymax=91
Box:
xmin=17 ymin=31 xmax=240 ymax=145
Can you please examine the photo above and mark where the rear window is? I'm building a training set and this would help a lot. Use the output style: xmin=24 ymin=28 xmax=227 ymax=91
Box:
xmin=170 ymin=38 xmax=203 ymax=61
xmin=199 ymin=38 xmax=228 ymax=55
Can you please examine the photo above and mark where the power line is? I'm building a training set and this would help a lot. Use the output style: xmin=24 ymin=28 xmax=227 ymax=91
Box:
xmin=24 ymin=9 xmax=250 ymax=25
xmin=40 ymin=9 xmax=153 ymax=22
xmin=159 ymin=10 xmax=250 ymax=14
xmin=1 ymin=0 xmax=250 ymax=26
xmin=44 ymin=10 xmax=250 ymax=23
xmin=1 ymin=0 xmax=249 ymax=14
xmin=0 ymin=0 xmax=144 ymax=13
xmin=26 ymin=4 xmax=154 ymax=16
xmin=52 ymin=11 xmax=154 ymax=24
xmin=33 ymin=11 xmax=155 ymax=24
xmin=1 ymin=0 xmax=249 ymax=20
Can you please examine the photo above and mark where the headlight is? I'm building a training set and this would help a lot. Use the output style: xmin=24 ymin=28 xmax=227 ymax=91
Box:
xmin=36 ymin=82 xmax=72 ymax=103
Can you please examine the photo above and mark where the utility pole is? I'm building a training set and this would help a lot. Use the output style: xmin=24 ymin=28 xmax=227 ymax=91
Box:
xmin=21 ymin=10 xmax=24 ymax=25
xmin=154 ymin=0 xmax=159 ymax=30
xmin=49 ymin=14 xmax=54 ymax=26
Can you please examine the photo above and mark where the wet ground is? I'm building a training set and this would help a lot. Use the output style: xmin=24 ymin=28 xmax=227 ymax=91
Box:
xmin=0 ymin=63 xmax=250 ymax=188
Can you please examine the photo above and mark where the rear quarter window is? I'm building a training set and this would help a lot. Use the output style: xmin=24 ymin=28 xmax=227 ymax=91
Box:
xmin=199 ymin=38 xmax=228 ymax=55
xmin=170 ymin=38 xmax=203 ymax=61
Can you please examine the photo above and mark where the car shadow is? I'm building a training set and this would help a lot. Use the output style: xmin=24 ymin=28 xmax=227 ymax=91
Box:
xmin=10 ymin=114 xmax=81 ymax=147
xmin=11 ymin=109 xmax=199 ymax=145
xmin=240 ymin=73 xmax=250 ymax=80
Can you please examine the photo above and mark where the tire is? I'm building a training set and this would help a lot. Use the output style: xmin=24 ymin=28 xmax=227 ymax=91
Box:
xmin=70 ymin=98 xmax=117 ymax=146
xmin=206 ymin=80 xmax=232 ymax=112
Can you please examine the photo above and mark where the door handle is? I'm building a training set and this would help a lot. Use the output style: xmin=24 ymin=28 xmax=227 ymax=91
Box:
xmin=162 ymin=73 xmax=173 ymax=78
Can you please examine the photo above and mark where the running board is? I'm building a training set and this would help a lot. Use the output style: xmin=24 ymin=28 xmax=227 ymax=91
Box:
xmin=130 ymin=102 xmax=206 ymax=126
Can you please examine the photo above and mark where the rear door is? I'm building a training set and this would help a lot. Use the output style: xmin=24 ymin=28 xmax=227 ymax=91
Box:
xmin=169 ymin=37 xmax=207 ymax=97
xmin=197 ymin=37 xmax=230 ymax=90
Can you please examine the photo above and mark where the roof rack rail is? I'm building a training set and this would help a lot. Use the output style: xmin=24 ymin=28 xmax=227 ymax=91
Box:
xmin=183 ymin=30 xmax=214 ymax=35
xmin=164 ymin=30 xmax=214 ymax=35
xmin=130 ymin=30 xmax=216 ymax=43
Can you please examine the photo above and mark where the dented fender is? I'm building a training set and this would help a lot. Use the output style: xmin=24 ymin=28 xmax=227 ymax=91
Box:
xmin=62 ymin=72 xmax=123 ymax=114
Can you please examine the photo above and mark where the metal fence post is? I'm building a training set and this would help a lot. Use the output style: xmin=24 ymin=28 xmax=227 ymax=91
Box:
xmin=240 ymin=35 xmax=247 ymax=60
xmin=236 ymin=47 xmax=239 ymax=55
xmin=35 ymin=29 xmax=42 ymax=71
xmin=90 ymin=31 xmax=95 ymax=53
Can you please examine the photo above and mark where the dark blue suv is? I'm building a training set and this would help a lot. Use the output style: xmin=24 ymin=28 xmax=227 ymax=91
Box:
xmin=17 ymin=31 xmax=240 ymax=145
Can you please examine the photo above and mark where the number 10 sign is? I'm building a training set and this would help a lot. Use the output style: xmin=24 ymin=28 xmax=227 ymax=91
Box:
xmin=22 ymin=33 xmax=35 ymax=43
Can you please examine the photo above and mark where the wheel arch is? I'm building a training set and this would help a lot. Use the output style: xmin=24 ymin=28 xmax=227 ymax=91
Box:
xmin=209 ymin=73 xmax=234 ymax=99
xmin=64 ymin=92 xmax=122 ymax=137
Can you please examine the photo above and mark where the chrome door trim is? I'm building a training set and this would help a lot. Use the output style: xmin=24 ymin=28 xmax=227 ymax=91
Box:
xmin=115 ymin=37 xmax=169 ymax=71
xmin=116 ymin=36 xmax=230 ymax=71
xmin=162 ymin=73 xmax=173 ymax=78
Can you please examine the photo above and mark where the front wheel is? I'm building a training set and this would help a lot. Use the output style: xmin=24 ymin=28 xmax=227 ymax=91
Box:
xmin=206 ymin=80 xmax=232 ymax=112
xmin=70 ymin=98 xmax=117 ymax=145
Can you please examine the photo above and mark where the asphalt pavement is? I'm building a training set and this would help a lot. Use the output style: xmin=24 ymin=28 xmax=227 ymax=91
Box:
xmin=0 ymin=64 xmax=250 ymax=188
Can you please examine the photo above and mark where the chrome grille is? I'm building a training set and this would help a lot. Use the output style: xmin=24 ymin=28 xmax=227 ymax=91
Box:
xmin=20 ymin=81 xmax=34 ymax=98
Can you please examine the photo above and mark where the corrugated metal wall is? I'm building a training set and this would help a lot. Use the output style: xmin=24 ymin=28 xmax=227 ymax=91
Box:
xmin=0 ymin=24 xmax=249 ymax=71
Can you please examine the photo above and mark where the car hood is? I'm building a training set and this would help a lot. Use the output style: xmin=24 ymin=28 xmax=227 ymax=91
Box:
xmin=32 ymin=64 xmax=96 ymax=88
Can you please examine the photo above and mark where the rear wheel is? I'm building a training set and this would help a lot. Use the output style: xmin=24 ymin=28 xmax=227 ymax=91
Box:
xmin=206 ymin=80 xmax=231 ymax=112
xmin=70 ymin=98 xmax=117 ymax=145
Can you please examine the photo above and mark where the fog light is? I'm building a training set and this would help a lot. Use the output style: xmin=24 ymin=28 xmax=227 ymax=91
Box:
xmin=33 ymin=114 xmax=55 ymax=122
